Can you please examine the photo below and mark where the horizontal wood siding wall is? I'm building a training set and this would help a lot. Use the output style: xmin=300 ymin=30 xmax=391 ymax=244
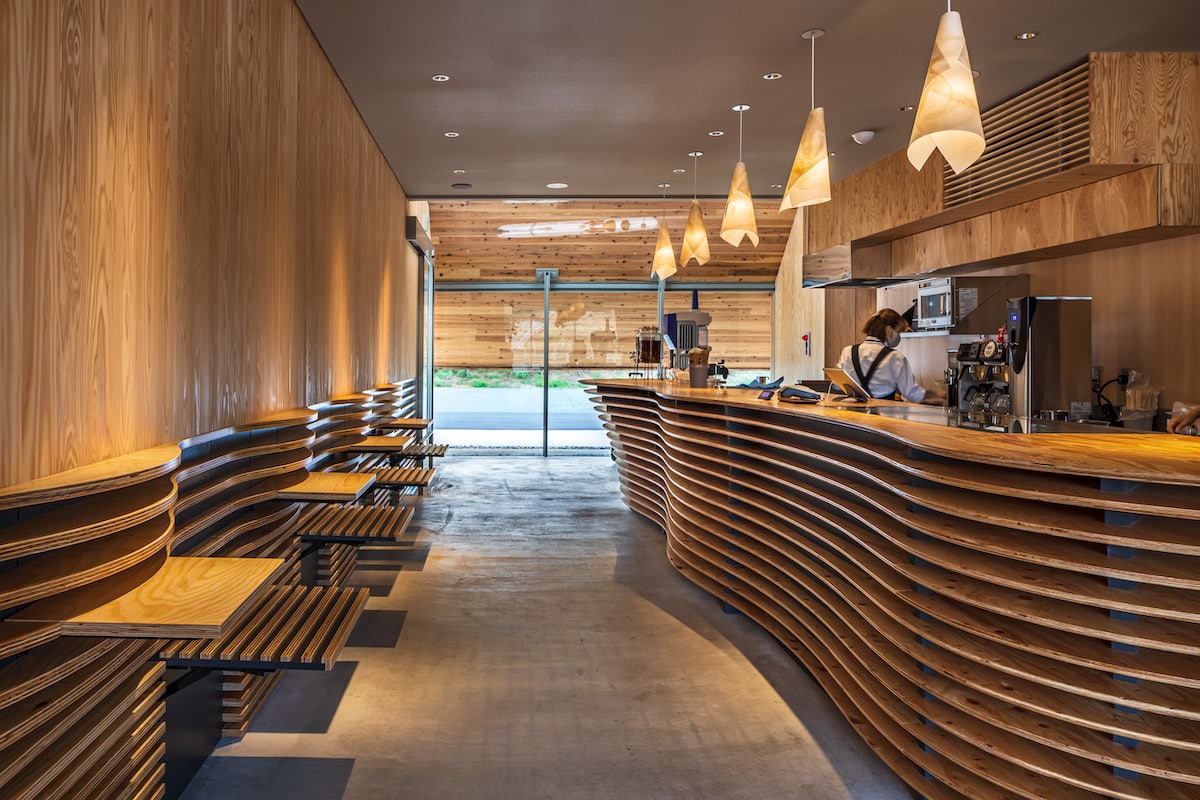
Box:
xmin=1 ymin=0 xmax=417 ymax=487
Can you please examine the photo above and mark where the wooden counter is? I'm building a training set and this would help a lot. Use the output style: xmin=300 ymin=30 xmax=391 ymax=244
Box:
xmin=585 ymin=379 xmax=1200 ymax=800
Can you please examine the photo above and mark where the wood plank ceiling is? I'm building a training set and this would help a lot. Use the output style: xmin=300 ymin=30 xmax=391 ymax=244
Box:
xmin=427 ymin=198 xmax=793 ymax=284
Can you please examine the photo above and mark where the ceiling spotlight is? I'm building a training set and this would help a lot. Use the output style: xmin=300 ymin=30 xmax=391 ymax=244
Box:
xmin=770 ymin=184 xmax=783 ymax=189
xmin=829 ymin=151 xmax=836 ymax=157
xmin=1015 ymin=31 xmax=1038 ymax=40
xmin=432 ymin=74 xmax=450 ymax=82
xmin=708 ymin=130 xmax=725 ymax=137
xmin=899 ymin=105 xmax=915 ymax=112
xmin=672 ymin=168 xmax=686 ymax=174
xmin=453 ymin=169 xmax=466 ymax=174
xmin=546 ymin=182 xmax=569 ymax=189
xmin=451 ymin=182 xmax=472 ymax=189
xmin=444 ymin=131 xmax=460 ymax=138
xmin=763 ymin=72 xmax=782 ymax=81
xmin=851 ymin=130 xmax=876 ymax=145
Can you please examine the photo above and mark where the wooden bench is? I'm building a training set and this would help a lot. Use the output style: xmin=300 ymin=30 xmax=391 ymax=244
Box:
xmin=291 ymin=502 xmax=417 ymax=585
xmin=371 ymin=465 xmax=437 ymax=497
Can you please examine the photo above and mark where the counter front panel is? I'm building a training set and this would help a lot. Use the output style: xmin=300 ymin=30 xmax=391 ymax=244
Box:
xmin=586 ymin=380 xmax=1200 ymax=800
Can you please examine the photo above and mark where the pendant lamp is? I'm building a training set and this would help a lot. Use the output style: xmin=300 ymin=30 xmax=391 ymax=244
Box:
xmin=780 ymin=29 xmax=831 ymax=211
xmin=681 ymin=152 xmax=711 ymax=266
xmin=651 ymin=185 xmax=678 ymax=280
xmin=720 ymin=104 xmax=759 ymax=248
xmin=908 ymin=2 xmax=985 ymax=174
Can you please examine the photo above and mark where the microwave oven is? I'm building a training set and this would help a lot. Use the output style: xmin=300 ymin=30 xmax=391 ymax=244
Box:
xmin=916 ymin=278 xmax=954 ymax=329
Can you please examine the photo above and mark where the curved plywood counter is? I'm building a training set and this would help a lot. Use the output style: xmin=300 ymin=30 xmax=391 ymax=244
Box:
xmin=586 ymin=379 xmax=1200 ymax=800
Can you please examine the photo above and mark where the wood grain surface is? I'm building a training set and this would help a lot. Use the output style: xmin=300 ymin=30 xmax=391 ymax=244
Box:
xmin=589 ymin=379 xmax=1200 ymax=799
xmin=1 ymin=0 xmax=416 ymax=488
xmin=270 ymin=471 xmax=376 ymax=502
xmin=427 ymin=199 xmax=791 ymax=284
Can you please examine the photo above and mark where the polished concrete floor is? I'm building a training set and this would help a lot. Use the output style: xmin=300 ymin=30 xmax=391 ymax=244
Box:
xmin=180 ymin=455 xmax=911 ymax=800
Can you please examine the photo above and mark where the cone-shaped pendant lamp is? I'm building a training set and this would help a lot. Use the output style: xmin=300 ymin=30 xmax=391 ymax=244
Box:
xmin=651 ymin=222 xmax=677 ymax=280
xmin=720 ymin=105 xmax=759 ymax=248
xmin=781 ymin=29 xmax=831 ymax=211
xmin=908 ymin=4 xmax=985 ymax=174
xmin=681 ymin=152 xmax=711 ymax=266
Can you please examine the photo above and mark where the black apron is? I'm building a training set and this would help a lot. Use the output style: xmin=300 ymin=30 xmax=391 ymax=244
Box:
xmin=850 ymin=344 xmax=895 ymax=400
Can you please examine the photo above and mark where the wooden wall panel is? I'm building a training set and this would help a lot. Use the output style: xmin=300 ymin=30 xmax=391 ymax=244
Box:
xmin=773 ymin=208 xmax=825 ymax=381
xmin=427 ymin=199 xmax=792 ymax=284
xmin=1090 ymin=52 xmax=1200 ymax=166
xmin=822 ymin=288 xmax=877 ymax=368
xmin=807 ymin=149 xmax=943 ymax=254
xmin=1 ymin=0 xmax=414 ymax=487
xmin=891 ymin=216 xmax=991 ymax=277
xmin=434 ymin=291 xmax=771 ymax=371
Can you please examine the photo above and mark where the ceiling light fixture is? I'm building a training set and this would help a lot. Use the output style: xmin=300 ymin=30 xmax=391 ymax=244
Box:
xmin=432 ymin=74 xmax=450 ymax=82
xmin=708 ymin=130 xmax=725 ymax=137
xmin=780 ymin=28 xmax=831 ymax=211
xmin=546 ymin=182 xmax=569 ymax=189
xmin=851 ymin=130 xmax=876 ymax=144
xmin=672 ymin=168 xmax=686 ymax=174
xmin=1015 ymin=31 xmax=1038 ymax=40
xmin=763 ymin=72 xmax=782 ymax=81
xmin=681 ymin=152 xmax=711 ymax=267
xmin=651 ymin=185 xmax=678 ymax=280
xmin=908 ymin=1 xmax=985 ymax=174
xmin=453 ymin=169 xmax=466 ymax=174
xmin=720 ymin=105 xmax=758 ymax=248
xmin=444 ymin=131 xmax=460 ymax=138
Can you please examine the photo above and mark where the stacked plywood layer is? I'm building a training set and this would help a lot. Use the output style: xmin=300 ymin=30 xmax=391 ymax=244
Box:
xmin=588 ymin=379 xmax=1200 ymax=800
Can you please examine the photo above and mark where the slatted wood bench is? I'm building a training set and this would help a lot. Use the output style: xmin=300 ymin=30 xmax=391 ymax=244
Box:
xmin=157 ymin=584 xmax=369 ymax=671
xmin=371 ymin=465 xmax=437 ymax=497
xmin=291 ymin=503 xmax=416 ymax=585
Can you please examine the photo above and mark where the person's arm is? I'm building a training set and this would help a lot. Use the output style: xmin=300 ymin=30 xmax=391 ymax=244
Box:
xmin=1167 ymin=404 xmax=1200 ymax=434
xmin=892 ymin=356 xmax=928 ymax=403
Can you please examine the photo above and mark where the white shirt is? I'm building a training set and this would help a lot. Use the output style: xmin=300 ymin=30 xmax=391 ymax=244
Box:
xmin=836 ymin=337 xmax=926 ymax=402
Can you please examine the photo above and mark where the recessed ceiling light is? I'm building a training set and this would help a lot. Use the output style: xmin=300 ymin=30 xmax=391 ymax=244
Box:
xmin=1015 ymin=31 xmax=1038 ymax=41
xmin=432 ymin=74 xmax=450 ymax=82
xmin=708 ymin=130 xmax=725 ymax=137
xmin=770 ymin=184 xmax=783 ymax=189
xmin=763 ymin=72 xmax=782 ymax=81
xmin=453 ymin=169 xmax=466 ymax=174
xmin=451 ymin=182 xmax=472 ymax=189
xmin=829 ymin=151 xmax=837 ymax=157
xmin=672 ymin=169 xmax=686 ymax=174
xmin=546 ymin=182 xmax=569 ymax=189
xmin=444 ymin=131 xmax=460 ymax=138
xmin=657 ymin=183 xmax=671 ymax=189
xmin=899 ymin=105 xmax=915 ymax=112
xmin=971 ymin=69 xmax=981 ymax=78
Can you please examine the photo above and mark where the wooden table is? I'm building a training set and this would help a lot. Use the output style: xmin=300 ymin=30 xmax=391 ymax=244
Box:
xmin=272 ymin=471 xmax=376 ymax=502
xmin=370 ymin=417 xmax=432 ymax=431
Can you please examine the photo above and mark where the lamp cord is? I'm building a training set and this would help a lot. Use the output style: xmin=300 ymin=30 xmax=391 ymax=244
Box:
xmin=693 ymin=154 xmax=698 ymax=199
xmin=810 ymin=33 xmax=816 ymax=110
xmin=738 ymin=108 xmax=744 ymax=163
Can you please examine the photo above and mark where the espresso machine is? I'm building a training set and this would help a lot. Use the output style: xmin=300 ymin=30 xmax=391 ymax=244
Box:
xmin=954 ymin=336 xmax=1011 ymax=429
xmin=1005 ymin=296 xmax=1093 ymax=421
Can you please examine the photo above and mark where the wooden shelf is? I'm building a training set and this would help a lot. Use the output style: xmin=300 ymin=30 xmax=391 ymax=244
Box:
xmin=11 ymin=557 xmax=284 ymax=638
xmin=0 ymin=446 xmax=180 ymax=511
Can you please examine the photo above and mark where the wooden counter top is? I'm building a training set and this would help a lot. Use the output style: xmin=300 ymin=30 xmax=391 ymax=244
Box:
xmin=586 ymin=378 xmax=1200 ymax=799
xmin=584 ymin=379 xmax=1200 ymax=486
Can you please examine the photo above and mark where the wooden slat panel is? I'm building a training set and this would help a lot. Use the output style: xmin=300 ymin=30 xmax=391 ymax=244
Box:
xmin=427 ymin=199 xmax=790 ymax=284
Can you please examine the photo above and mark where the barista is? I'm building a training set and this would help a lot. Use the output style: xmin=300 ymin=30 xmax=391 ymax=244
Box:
xmin=836 ymin=308 xmax=945 ymax=404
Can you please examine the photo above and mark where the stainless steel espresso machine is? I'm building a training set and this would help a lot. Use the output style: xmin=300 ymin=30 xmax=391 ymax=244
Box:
xmin=952 ymin=296 xmax=1092 ymax=430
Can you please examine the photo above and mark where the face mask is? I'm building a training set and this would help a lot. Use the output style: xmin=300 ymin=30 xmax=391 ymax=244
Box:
xmin=886 ymin=329 xmax=902 ymax=348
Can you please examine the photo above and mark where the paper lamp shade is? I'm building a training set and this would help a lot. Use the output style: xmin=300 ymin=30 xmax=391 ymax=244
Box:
xmin=651 ymin=221 xmax=677 ymax=280
xmin=680 ymin=199 xmax=711 ymax=266
xmin=720 ymin=161 xmax=759 ymax=247
xmin=907 ymin=10 xmax=985 ymax=174
xmin=780 ymin=107 xmax=831 ymax=211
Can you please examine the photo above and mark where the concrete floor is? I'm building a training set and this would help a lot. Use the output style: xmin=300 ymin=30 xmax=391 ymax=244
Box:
xmin=180 ymin=455 xmax=911 ymax=800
